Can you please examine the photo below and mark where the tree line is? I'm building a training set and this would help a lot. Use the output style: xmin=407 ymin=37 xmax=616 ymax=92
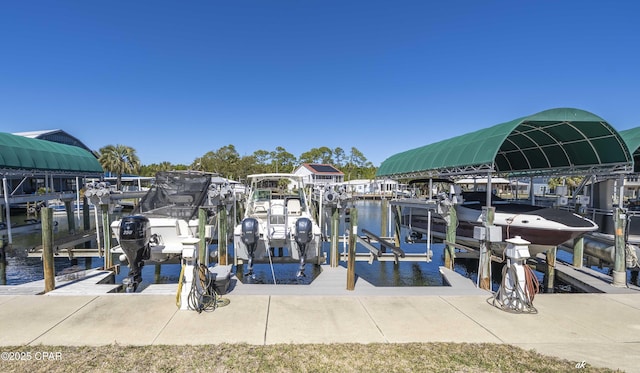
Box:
xmin=99 ymin=144 xmax=377 ymax=189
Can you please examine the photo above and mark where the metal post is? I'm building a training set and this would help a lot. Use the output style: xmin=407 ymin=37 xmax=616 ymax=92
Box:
xmin=3 ymin=177 xmax=12 ymax=244
xmin=76 ymin=176 xmax=81 ymax=219
xmin=42 ymin=207 xmax=55 ymax=293
xmin=101 ymin=204 xmax=112 ymax=269
xmin=346 ymin=208 xmax=357 ymax=290
xmin=330 ymin=207 xmax=339 ymax=267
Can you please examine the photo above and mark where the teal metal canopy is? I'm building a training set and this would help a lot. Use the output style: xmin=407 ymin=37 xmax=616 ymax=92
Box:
xmin=619 ymin=127 xmax=640 ymax=173
xmin=0 ymin=132 xmax=103 ymax=173
xmin=377 ymin=108 xmax=632 ymax=179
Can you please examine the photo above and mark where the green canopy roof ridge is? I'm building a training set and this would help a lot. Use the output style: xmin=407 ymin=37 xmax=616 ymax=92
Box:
xmin=376 ymin=108 xmax=632 ymax=179
xmin=0 ymin=132 xmax=103 ymax=173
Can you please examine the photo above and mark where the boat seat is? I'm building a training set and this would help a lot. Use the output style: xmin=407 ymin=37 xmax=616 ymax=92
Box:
xmin=269 ymin=203 xmax=286 ymax=225
xmin=287 ymin=198 xmax=301 ymax=216
xmin=176 ymin=220 xmax=192 ymax=237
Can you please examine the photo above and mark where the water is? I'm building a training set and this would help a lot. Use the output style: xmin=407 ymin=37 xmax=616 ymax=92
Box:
xmin=2 ymin=200 xmax=635 ymax=291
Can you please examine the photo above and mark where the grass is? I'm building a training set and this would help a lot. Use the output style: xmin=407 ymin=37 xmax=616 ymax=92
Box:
xmin=1 ymin=343 xmax=621 ymax=373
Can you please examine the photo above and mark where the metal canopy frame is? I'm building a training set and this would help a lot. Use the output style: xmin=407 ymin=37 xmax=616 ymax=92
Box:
xmin=376 ymin=108 xmax=633 ymax=180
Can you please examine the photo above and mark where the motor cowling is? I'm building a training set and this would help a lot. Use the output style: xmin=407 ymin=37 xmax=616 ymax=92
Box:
xmin=294 ymin=217 xmax=313 ymax=245
xmin=241 ymin=218 xmax=260 ymax=245
xmin=119 ymin=215 xmax=151 ymax=256
xmin=118 ymin=215 xmax=151 ymax=292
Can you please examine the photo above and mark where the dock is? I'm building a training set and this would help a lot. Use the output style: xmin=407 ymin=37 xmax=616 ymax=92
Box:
xmin=0 ymin=264 xmax=639 ymax=372
xmin=26 ymin=230 xmax=98 ymax=258
xmin=535 ymin=253 xmax=640 ymax=294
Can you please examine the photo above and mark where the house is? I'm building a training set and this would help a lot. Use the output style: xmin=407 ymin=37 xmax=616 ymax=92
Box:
xmin=293 ymin=163 xmax=344 ymax=186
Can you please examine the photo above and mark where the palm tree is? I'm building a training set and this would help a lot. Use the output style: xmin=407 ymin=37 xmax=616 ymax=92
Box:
xmin=98 ymin=144 xmax=141 ymax=190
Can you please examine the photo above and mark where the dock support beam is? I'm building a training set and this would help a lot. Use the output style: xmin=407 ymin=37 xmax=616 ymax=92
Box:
xmin=42 ymin=207 xmax=55 ymax=293
xmin=346 ymin=208 xmax=357 ymax=290
xmin=613 ymin=207 xmax=627 ymax=287
xmin=330 ymin=208 xmax=339 ymax=267
xmin=545 ymin=246 xmax=557 ymax=293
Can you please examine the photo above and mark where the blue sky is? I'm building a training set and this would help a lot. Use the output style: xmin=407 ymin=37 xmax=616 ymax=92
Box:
xmin=1 ymin=1 xmax=639 ymax=168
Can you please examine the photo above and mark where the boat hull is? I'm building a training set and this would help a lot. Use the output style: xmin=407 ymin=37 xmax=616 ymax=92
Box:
xmin=403 ymin=203 xmax=598 ymax=255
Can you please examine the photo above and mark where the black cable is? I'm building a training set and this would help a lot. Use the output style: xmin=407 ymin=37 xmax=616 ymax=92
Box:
xmin=188 ymin=263 xmax=222 ymax=313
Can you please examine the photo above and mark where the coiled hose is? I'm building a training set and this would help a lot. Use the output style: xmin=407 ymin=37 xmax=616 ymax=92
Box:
xmin=492 ymin=262 xmax=539 ymax=314
xmin=187 ymin=264 xmax=230 ymax=313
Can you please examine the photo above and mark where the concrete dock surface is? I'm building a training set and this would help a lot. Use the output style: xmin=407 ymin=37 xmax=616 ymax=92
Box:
xmin=1 ymin=266 xmax=639 ymax=372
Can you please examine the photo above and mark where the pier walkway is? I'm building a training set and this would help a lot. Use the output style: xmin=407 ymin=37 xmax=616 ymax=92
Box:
xmin=1 ymin=266 xmax=639 ymax=372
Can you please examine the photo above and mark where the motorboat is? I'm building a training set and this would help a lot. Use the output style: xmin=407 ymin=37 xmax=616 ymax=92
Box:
xmin=233 ymin=173 xmax=323 ymax=277
xmin=401 ymin=191 xmax=599 ymax=255
xmin=110 ymin=171 xmax=235 ymax=292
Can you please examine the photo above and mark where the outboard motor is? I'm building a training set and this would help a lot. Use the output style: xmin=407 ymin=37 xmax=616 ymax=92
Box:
xmin=118 ymin=215 xmax=151 ymax=292
xmin=241 ymin=218 xmax=260 ymax=276
xmin=294 ymin=217 xmax=313 ymax=277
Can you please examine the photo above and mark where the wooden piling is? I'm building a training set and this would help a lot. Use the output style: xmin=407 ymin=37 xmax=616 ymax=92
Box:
xmin=545 ymin=246 xmax=557 ymax=293
xmin=346 ymin=208 xmax=357 ymax=290
xmin=155 ymin=264 xmax=161 ymax=283
xmin=573 ymin=237 xmax=584 ymax=268
xmin=218 ymin=206 xmax=228 ymax=265
xmin=83 ymin=196 xmax=91 ymax=249
xmin=612 ymin=207 xmax=627 ymax=286
xmin=393 ymin=205 xmax=402 ymax=248
xmin=330 ymin=207 xmax=339 ymax=267
xmin=199 ymin=208 xmax=207 ymax=265
xmin=380 ymin=199 xmax=388 ymax=238
xmin=64 ymin=199 xmax=75 ymax=234
xmin=42 ymin=207 xmax=55 ymax=293
xmin=478 ymin=207 xmax=494 ymax=290
xmin=445 ymin=206 xmax=457 ymax=270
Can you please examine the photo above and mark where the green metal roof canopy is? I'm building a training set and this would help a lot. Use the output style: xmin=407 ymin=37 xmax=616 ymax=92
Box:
xmin=619 ymin=127 xmax=640 ymax=173
xmin=0 ymin=132 xmax=103 ymax=173
xmin=377 ymin=108 xmax=632 ymax=179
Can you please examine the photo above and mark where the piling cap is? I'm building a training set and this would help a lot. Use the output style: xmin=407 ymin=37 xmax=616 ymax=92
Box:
xmin=505 ymin=235 xmax=530 ymax=246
